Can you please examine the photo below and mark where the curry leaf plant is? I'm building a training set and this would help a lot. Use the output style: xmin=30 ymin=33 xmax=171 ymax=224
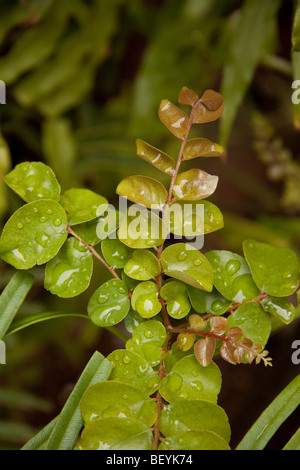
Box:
xmin=1 ymin=88 xmax=299 ymax=451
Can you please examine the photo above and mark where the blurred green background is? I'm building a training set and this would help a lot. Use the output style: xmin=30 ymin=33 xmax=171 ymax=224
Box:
xmin=0 ymin=0 xmax=299 ymax=450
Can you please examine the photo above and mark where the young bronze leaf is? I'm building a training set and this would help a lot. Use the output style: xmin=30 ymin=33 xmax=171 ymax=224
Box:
xmin=158 ymin=99 xmax=189 ymax=139
xmin=227 ymin=327 xmax=243 ymax=342
xmin=173 ymin=169 xmax=218 ymax=200
xmin=194 ymin=337 xmax=216 ymax=367
xmin=220 ymin=341 xmax=237 ymax=365
xmin=183 ymin=138 xmax=224 ymax=159
xmin=193 ymin=90 xmax=224 ymax=124
xmin=210 ymin=316 xmax=228 ymax=336
xmin=178 ymin=87 xmax=199 ymax=106
xmin=200 ymin=89 xmax=224 ymax=111
xmin=136 ymin=139 xmax=175 ymax=176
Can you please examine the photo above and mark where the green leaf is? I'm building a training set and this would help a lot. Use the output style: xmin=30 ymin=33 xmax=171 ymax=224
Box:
xmin=283 ymin=427 xmax=300 ymax=450
xmin=183 ymin=138 xmax=224 ymax=159
xmin=163 ymin=342 xmax=194 ymax=374
xmin=116 ymin=175 xmax=168 ymax=209
xmin=205 ymin=250 xmax=260 ymax=302
xmin=158 ymin=99 xmax=189 ymax=139
xmin=220 ymin=0 xmax=281 ymax=146
xmin=159 ymin=399 xmax=231 ymax=442
xmin=136 ymin=139 xmax=175 ymax=176
xmin=0 ymin=271 xmax=34 ymax=340
xmin=131 ymin=281 xmax=161 ymax=318
xmin=21 ymin=417 xmax=58 ymax=450
xmin=118 ymin=209 xmax=167 ymax=249
xmin=101 ymin=238 xmax=132 ymax=269
xmin=126 ymin=320 xmax=166 ymax=367
xmin=4 ymin=161 xmax=61 ymax=202
xmin=261 ymin=297 xmax=295 ymax=325
xmin=159 ymin=355 xmax=222 ymax=404
xmin=236 ymin=375 xmax=300 ymax=450
xmin=107 ymin=349 xmax=160 ymax=395
xmin=80 ymin=381 xmax=157 ymax=426
xmin=44 ymin=237 xmax=93 ymax=298
xmin=161 ymin=243 xmax=214 ymax=291
xmin=124 ymin=309 xmax=147 ymax=334
xmin=160 ymin=280 xmax=191 ymax=319
xmin=0 ymin=199 xmax=68 ymax=270
xmin=76 ymin=417 xmax=153 ymax=450
xmin=87 ymin=279 xmax=130 ymax=327
xmin=45 ymin=351 xmax=113 ymax=450
xmin=188 ymin=286 xmax=231 ymax=315
xmin=124 ymin=249 xmax=161 ymax=281
xmin=159 ymin=430 xmax=230 ymax=450
xmin=173 ymin=168 xmax=218 ymax=200
xmin=75 ymin=207 xmax=119 ymax=246
xmin=228 ymin=302 xmax=271 ymax=349
xmin=168 ymin=200 xmax=223 ymax=237
xmin=60 ymin=188 xmax=108 ymax=225
xmin=243 ymin=240 xmax=300 ymax=296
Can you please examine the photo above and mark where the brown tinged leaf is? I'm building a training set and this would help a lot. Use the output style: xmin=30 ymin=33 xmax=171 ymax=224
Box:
xmin=200 ymin=89 xmax=224 ymax=111
xmin=183 ymin=138 xmax=224 ymax=159
xmin=246 ymin=351 xmax=254 ymax=364
xmin=209 ymin=316 xmax=228 ymax=336
xmin=158 ymin=99 xmax=189 ymax=139
xmin=227 ymin=327 xmax=243 ymax=342
xmin=240 ymin=338 xmax=253 ymax=348
xmin=136 ymin=139 xmax=175 ymax=176
xmin=178 ymin=87 xmax=199 ymax=106
xmin=194 ymin=337 xmax=216 ymax=367
xmin=220 ymin=340 xmax=237 ymax=365
xmin=233 ymin=346 xmax=244 ymax=364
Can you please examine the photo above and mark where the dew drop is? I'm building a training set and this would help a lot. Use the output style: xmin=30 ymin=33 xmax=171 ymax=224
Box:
xmin=113 ymin=293 xmax=118 ymax=299
xmin=17 ymin=222 xmax=23 ymax=229
xmin=47 ymin=209 xmax=53 ymax=214
xmin=98 ymin=294 xmax=108 ymax=304
xmin=118 ymin=287 xmax=126 ymax=294
xmin=211 ymin=300 xmax=223 ymax=313
xmin=39 ymin=216 xmax=46 ymax=223
xmin=191 ymin=380 xmax=203 ymax=392
xmin=177 ymin=251 xmax=187 ymax=261
xmin=53 ymin=218 xmax=62 ymax=226
xmin=112 ymin=280 xmax=117 ymax=287
xmin=225 ymin=260 xmax=241 ymax=275
xmin=193 ymin=259 xmax=202 ymax=266
xmin=27 ymin=241 xmax=33 ymax=247
xmin=25 ymin=217 xmax=31 ymax=224
xmin=144 ymin=329 xmax=154 ymax=339
xmin=33 ymin=207 xmax=38 ymax=213
xmin=123 ymin=355 xmax=131 ymax=364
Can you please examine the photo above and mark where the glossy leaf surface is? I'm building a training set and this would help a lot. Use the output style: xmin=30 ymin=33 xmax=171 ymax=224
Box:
xmin=158 ymin=99 xmax=189 ymax=139
xmin=188 ymin=285 xmax=231 ymax=315
xmin=77 ymin=417 xmax=152 ymax=450
xmin=160 ymin=280 xmax=191 ymax=319
xmin=60 ymin=188 xmax=108 ymax=225
xmin=173 ymin=169 xmax=218 ymax=201
xmin=131 ymin=281 xmax=161 ymax=318
xmin=228 ymin=302 xmax=271 ymax=349
xmin=75 ymin=207 xmax=119 ymax=246
xmin=178 ymin=86 xmax=199 ymax=106
xmin=183 ymin=138 xmax=224 ymax=159
xmin=159 ymin=355 xmax=221 ymax=404
xmin=136 ymin=139 xmax=175 ymax=176
xmin=193 ymin=90 xmax=224 ymax=124
xmin=243 ymin=240 xmax=300 ymax=296
xmin=107 ymin=349 xmax=160 ymax=395
xmin=205 ymin=250 xmax=260 ymax=302
xmin=80 ymin=381 xmax=157 ymax=426
xmin=4 ymin=161 xmax=61 ymax=202
xmin=168 ymin=200 xmax=223 ymax=237
xmin=161 ymin=243 xmax=214 ymax=291
xmin=87 ymin=279 xmax=130 ymax=327
xmin=44 ymin=237 xmax=93 ymax=298
xmin=159 ymin=400 xmax=230 ymax=442
xmin=159 ymin=430 xmax=230 ymax=450
xmin=261 ymin=297 xmax=295 ymax=325
xmin=0 ymin=199 xmax=67 ymax=269
xmin=118 ymin=210 xmax=167 ymax=249
xmin=124 ymin=249 xmax=161 ymax=280
xmin=101 ymin=238 xmax=132 ymax=269
xmin=116 ymin=175 xmax=168 ymax=209
xmin=126 ymin=320 xmax=166 ymax=366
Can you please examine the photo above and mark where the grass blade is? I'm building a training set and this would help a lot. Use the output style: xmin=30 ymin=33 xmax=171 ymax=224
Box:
xmin=236 ymin=375 xmax=300 ymax=450
xmin=0 ymin=271 xmax=34 ymax=340
xmin=283 ymin=426 xmax=300 ymax=450
xmin=45 ymin=351 xmax=112 ymax=450
xmin=21 ymin=417 xmax=58 ymax=450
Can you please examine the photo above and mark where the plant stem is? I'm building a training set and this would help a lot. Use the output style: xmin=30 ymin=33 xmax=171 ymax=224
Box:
xmin=66 ymin=225 xmax=120 ymax=280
